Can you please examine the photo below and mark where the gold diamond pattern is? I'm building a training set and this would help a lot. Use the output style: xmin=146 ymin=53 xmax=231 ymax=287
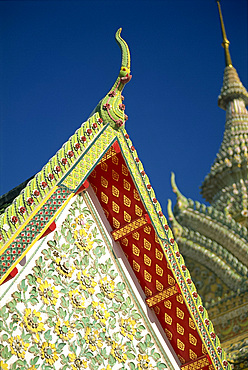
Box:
xmin=189 ymin=349 xmax=197 ymax=361
xmin=144 ymin=270 xmax=152 ymax=282
xmin=123 ymin=179 xmax=131 ymax=191
xmin=132 ymin=232 xmax=140 ymax=240
xmin=164 ymin=300 xmax=172 ymax=309
xmin=176 ymin=294 xmax=184 ymax=304
xmin=112 ymin=185 xmax=119 ymax=197
xmin=165 ymin=328 xmax=172 ymax=340
xmin=124 ymin=211 xmax=131 ymax=223
xmin=176 ymin=307 xmax=184 ymax=320
xmin=145 ymin=287 xmax=152 ymax=297
xmin=101 ymin=176 xmax=108 ymax=188
xmin=112 ymin=201 xmax=120 ymax=214
xmin=101 ymin=161 xmax=108 ymax=172
xmin=156 ymin=280 xmax=163 ymax=291
xmin=165 ymin=313 xmax=172 ymax=325
xmin=189 ymin=333 xmax=197 ymax=346
xmin=123 ymin=195 xmax=131 ymax=207
xmin=101 ymin=192 xmax=108 ymax=204
xmin=112 ymin=169 xmax=119 ymax=182
xmin=144 ymin=254 xmax=151 ymax=266
xmin=122 ymin=164 xmax=129 ymax=176
xmin=144 ymin=238 xmax=151 ymax=251
xmin=133 ymin=188 xmax=140 ymax=201
xmin=121 ymin=238 xmax=128 ymax=246
xmin=112 ymin=154 xmax=118 ymax=165
xmin=135 ymin=204 xmax=143 ymax=217
xmin=189 ymin=317 xmax=196 ymax=330
xmin=132 ymin=244 xmax=140 ymax=257
xmin=112 ymin=217 xmax=120 ymax=229
xmin=153 ymin=306 xmax=160 ymax=315
xmin=144 ymin=226 xmax=151 ymax=234
xmin=155 ymin=248 xmax=163 ymax=261
xmin=156 ymin=264 xmax=163 ymax=277
xmin=177 ymin=323 xmax=184 ymax=335
xmin=133 ymin=260 xmax=140 ymax=272
xmin=168 ymin=275 xmax=175 ymax=286
xmin=177 ymin=339 xmax=185 ymax=351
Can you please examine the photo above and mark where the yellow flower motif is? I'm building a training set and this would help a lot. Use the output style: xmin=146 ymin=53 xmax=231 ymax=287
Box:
xmin=69 ymin=353 xmax=87 ymax=369
xmin=27 ymin=366 xmax=37 ymax=370
xmin=54 ymin=319 xmax=74 ymax=341
xmin=92 ymin=301 xmax=110 ymax=325
xmin=138 ymin=354 xmax=152 ymax=369
xmin=38 ymin=280 xmax=59 ymax=305
xmin=73 ymin=229 xmax=93 ymax=252
xmin=77 ymin=270 xmax=97 ymax=295
xmin=84 ymin=327 xmax=103 ymax=351
xmin=72 ymin=214 xmax=85 ymax=228
xmin=120 ymin=317 xmax=136 ymax=340
xmin=41 ymin=342 xmax=58 ymax=365
xmin=100 ymin=276 xmax=115 ymax=299
xmin=111 ymin=342 xmax=127 ymax=363
xmin=55 ymin=255 xmax=75 ymax=277
xmin=101 ymin=366 xmax=111 ymax=370
xmin=9 ymin=335 xmax=29 ymax=358
xmin=69 ymin=289 xmax=85 ymax=309
xmin=22 ymin=308 xmax=45 ymax=333
xmin=0 ymin=361 xmax=8 ymax=370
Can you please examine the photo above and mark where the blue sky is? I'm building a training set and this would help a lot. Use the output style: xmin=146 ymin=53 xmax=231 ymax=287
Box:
xmin=0 ymin=0 xmax=247 ymax=217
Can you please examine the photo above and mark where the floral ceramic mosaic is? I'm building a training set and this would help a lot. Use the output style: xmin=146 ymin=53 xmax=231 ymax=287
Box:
xmin=0 ymin=195 xmax=169 ymax=370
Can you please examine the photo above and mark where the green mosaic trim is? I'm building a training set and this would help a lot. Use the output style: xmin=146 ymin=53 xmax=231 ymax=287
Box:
xmin=0 ymin=113 xmax=105 ymax=247
xmin=0 ymin=195 xmax=169 ymax=370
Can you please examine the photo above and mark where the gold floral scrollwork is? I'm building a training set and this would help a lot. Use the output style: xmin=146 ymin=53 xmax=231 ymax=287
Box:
xmin=124 ymin=211 xmax=131 ymax=222
xmin=143 ymin=226 xmax=151 ymax=234
xmin=121 ymin=238 xmax=128 ymax=246
xmin=101 ymin=161 xmax=108 ymax=172
xmin=155 ymin=248 xmax=163 ymax=261
xmin=133 ymin=260 xmax=140 ymax=272
xmin=189 ymin=333 xmax=197 ymax=346
xmin=133 ymin=189 xmax=141 ymax=201
xmin=165 ymin=328 xmax=172 ymax=340
xmin=132 ymin=231 xmax=139 ymax=240
xmin=101 ymin=176 xmax=108 ymax=188
xmin=112 ymin=201 xmax=120 ymax=214
xmin=135 ymin=204 xmax=143 ymax=217
xmin=189 ymin=349 xmax=197 ymax=361
xmin=144 ymin=254 xmax=151 ymax=266
xmin=132 ymin=244 xmax=140 ymax=257
xmin=155 ymin=264 xmax=163 ymax=277
xmin=168 ymin=275 xmax=175 ymax=286
xmin=112 ymin=217 xmax=120 ymax=229
xmin=144 ymin=270 xmax=152 ymax=282
xmin=176 ymin=294 xmax=184 ymax=304
xmin=112 ymin=185 xmax=119 ymax=197
xmin=123 ymin=179 xmax=131 ymax=191
xmin=189 ymin=317 xmax=196 ymax=330
xmin=112 ymin=169 xmax=119 ymax=181
xmin=145 ymin=287 xmax=153 ymax=297
xmin=122 ymin=164 xmax=129 ymax=176
xmin=177 ymin=339 xmax=185 ymax=351
xmin=144 ymin=238 xmax=151 ymax=251
xmin=156 ymin=280 xmax=163 ymax=292
xmin=165 ymin=313 xmax=172 ymax=325
xmin=112 ymin=154 xmax=118 ymax=165
xmin=177 ymin=323 xmax=184 ymax=336
xmin=164 ymin=300 xmax=172 ymax=309
xmin=101 ymin=192 xmax=108 ymax=204
xmin=178 ymin=355 xmax=186 ymax=364
xmin=176 ymin=307 xmax=184 ymax=320
xmin=123 ymin=195 xmax=131 ymax=207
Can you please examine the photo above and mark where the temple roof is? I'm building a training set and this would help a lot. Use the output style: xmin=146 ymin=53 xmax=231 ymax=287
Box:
xmin=0 ymin=29 xmax=231 ymax=370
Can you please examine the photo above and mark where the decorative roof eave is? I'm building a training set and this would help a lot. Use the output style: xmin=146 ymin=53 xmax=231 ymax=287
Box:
xmin=168 ymin=200 xmax=247 ymax=291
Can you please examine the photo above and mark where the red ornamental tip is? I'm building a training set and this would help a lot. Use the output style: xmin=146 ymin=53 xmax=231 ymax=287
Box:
xmin=119 ymin=103 xmax=125 ymax=111
xmin=164 ymin=224 xmax=169 ymax=230
xmin=48 ymin=173 xmax=54 ymax=181
xmin=116 ymin=120 xmax=123 ymax=127
xmin=92 ymin=123 xmax=97 ymax=129
xmin=175 ymin=251 xmax=180 ymax=257
xmin=198 ymin=305 xmax=204 ymax=313
xmin=61 ymin=158 xmax=68 ymax=165
xmin=87 ymin=129 xmax=92 ymax=135
xmin=27 ymin=198 xmax=34 ymax=205
xmin=33 ymin=190 xmax=40 ymax=197
xmin=11 ymin=216 xmax=18 ymax=224
xmin=103 ymin=103 xmax=110 ymax=110
xmin=41 ymin=181 xmax=47 ymax=188
xmin=153 ymin=198 xmax=157 ymax=203
xmin=125 ymin=134 xmax=129 ymax=139
xmin=19 ymin=207 xmax=26 ymax=214
xmin=170 ymin=238 xmax=174 ymax=244
xmin=223 ymin=361 xmax=228 ymax=367
xmin=193 ymin=292 xmax=198 ymax=298
xmin=109 ymin=91 xmax=116 ymax=97
xmin=124 ymin=114 xmax=128 ymax=121
xmin=54 ymin=166 xmax=61 ymax=173
xmin=205 ymin=319 xmax=210 ymax=326
xmin=80 ymin=136 xmax=87 ymax=142
xmin=97 ymin=118 xmax=103 ymax=123
xmin=181 ymin=265 xmax=186 ymax=271
xmin=121 ymin=95 xmax=124 ymax=101
xmin=131 ymin=146 xmax=135 ymax=151
xmin=210 ymin=332 xmax=216 ymax=339
xmin=217 ymin=347 xmax=222 ymax=354
xmin=147 ymin=184 xmax=152 ymax=190
xmin=67 ymin=150 xmax=74 ymax=158
xmin=135 ymin=157 xmax=139 ymax=163
xmin=141 ymin=170 xmax=145 ymax=176
xmin=158 ymin=211 xmax=163 ymax=217
xmin=187 ymin=278 xmax=192 ymax=284
xmin=74 ymin=143 xmax=80 ymax=150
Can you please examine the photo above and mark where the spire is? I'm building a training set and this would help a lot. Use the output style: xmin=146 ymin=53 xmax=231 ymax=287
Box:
xmin=217 ymin=1 xmax=232 ymax=67
xmin=201 ymin=3 xmax=248 ymax=224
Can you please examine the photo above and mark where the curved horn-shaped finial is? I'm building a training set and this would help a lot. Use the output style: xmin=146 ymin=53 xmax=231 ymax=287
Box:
xmin=171 ymin=172 xmax=188 ymax=209
xmin=95 ymin=28 xmax=132 ymax=131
